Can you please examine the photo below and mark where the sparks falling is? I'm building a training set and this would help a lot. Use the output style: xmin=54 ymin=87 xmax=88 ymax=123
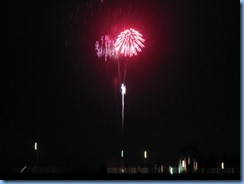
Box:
xmin=95 ymin=35 xmax=115 ymax=61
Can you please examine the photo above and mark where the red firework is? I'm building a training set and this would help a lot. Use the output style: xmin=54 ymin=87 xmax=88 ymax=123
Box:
xmin=114 ymin=28 xmax=145 ymax=57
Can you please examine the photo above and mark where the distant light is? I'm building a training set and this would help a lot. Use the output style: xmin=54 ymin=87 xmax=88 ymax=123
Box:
xmin=121 ymin=84 xmax=126 ymax=95
xmin=194 ymin=160 xmax=198 ymax=171
xmin=169 ymin=166 xmax=173 ymax=175
xmin=34 ymin=142 xmax=37 ymax=150
xmin=221 ymin=162 xmax=224 ymax=169
xmin=144 ymin=151 xmax=147 ymax=159
xmin=182 ymin=160 xmax=185 ymax=168
xmin=160 ymin=165 xmax=164 ymax=173
xmin=121 ymin=150 xmax=124 ymax=158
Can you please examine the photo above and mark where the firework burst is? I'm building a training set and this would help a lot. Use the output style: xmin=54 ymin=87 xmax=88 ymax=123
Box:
xmin=114 ymin=28 xmax=145 ymax=57
xmin=95 ymin=35 xmax=115 ymax=61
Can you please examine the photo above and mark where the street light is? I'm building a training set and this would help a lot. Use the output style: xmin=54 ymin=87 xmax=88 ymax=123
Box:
xmin=144 ymin=151 xmax=147 ymax=171
xmin=144 ymin=151 xmax=147 ymax=159
xmin=34 ymin=142 xmax=38 ymax=165
xmin=34 ymin=142 xmax=37 ymax=150
xmin=221 ymin=162 xmax=224 ymax=169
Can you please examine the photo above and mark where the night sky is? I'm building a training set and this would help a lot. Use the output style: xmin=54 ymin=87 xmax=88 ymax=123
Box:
xmin=1 ymin=0 xmax=239 ymax=170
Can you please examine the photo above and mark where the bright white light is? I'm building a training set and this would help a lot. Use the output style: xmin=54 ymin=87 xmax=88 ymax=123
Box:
xmin=34 ymin=142 xmax=37 ymax=150
xmin=121 ymin=84 xmax=126 ymax=95
xmin=121 ymin=83 xmax=126 ymax=129
xmin=182 ymin=160 xmax=185 ymax=168
xmin=144 ymin=151 xmax=147 ymax=159
xmin=221 ymin=162 xmax=224 ymax=169
xmin=121 ymin=150 xmax=124 ymax=158
xmin=169 ymin=166 xmax=173 ymax=175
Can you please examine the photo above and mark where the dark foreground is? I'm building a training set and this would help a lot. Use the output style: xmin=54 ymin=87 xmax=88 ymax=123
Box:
xmin=1 ymin=173 xmax=241 ymax=180
xmin=0 ymin=166 xmax=240 ymax=180
xmin=2 ymin=173 xmax=241 ymax=180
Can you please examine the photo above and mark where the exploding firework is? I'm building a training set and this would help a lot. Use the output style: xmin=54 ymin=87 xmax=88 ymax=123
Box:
xmin=114 ymin=28 xmax=145 ymax=57
xmin=95 ymin=35 xmax=115 ymax=61
xmin=95 ymin=29 xmax=145 ymax=132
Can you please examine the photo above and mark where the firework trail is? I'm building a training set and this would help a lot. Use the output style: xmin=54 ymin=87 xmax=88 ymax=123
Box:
xmin=114 ymin=28 xmax=145 ymax=130
xmin=121 ymin=83 xmax=126 ymax=130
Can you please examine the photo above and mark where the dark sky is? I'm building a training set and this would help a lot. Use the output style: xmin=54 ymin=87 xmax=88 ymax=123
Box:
xmin=1 ymin=0 xmax=239 ymax=169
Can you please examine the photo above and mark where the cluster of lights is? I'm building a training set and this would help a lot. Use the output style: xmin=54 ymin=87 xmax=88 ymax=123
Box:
xmin=95 ymin=35 xmax=115 ymax=61
xmin=178 ymin=157 xmax=198 ymax=174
